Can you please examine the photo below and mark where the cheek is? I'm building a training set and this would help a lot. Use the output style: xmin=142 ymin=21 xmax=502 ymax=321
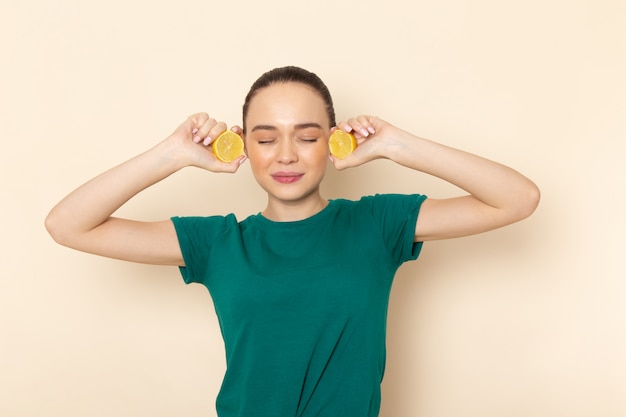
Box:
xmin=311 ymin=141 xmax=330 ymax=160
xmin=245 ymin=142 xmax=264 ymax=160
xmin=300 ymin=145 xmax=330 ymax=172
xmin=245 ymin=146 xmax=272 ymax=173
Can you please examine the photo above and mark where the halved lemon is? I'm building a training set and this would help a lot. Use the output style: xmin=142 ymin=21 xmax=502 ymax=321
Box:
xmin=329 ymin=130 xmax=357 ymax=159
xmin=212 ymin=130 xmax=244 ymax=162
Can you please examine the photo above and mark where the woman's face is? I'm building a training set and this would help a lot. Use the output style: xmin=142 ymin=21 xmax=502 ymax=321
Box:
xmin=244 ymin=82 xmax=331 ymax=208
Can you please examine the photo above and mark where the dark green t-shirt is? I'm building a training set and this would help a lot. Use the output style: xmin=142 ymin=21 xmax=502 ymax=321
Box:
xmin=172 ymin=194 xmax=427 ymax=417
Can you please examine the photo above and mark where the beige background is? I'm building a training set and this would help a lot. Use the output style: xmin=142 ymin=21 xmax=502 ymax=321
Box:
xmin=2 ymin=0 xmax=625 ymax=416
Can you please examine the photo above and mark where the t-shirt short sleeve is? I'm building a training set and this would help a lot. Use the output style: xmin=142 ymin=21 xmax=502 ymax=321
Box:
xmin=358 ymin=194 xmax=427 ymax=266
xmin=170 ymin=214 xmax=236 ymax=285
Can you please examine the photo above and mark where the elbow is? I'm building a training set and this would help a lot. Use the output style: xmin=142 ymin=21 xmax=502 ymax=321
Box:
xmin=44 ymin=209 xmax=61 ymax=244
xmin=44 ymin=207 xmax=70 ymax=247
xmin=514 ymin=180 xmax=541 ymax=222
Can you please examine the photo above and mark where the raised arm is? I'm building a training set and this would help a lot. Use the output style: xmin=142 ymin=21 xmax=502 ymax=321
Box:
xmin=330 ymin=116 xmax=540 ymax=241
xmin=45 ymin=113 xmax=246 ymax=265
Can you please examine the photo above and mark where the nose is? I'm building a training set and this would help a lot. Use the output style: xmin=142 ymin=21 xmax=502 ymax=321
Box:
xmin=277 ymin=138 xmax=298 ymax=164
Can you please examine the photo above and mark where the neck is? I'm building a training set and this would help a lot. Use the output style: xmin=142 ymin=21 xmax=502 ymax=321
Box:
xmin=262 ymin=195 xmax=328 ymax=222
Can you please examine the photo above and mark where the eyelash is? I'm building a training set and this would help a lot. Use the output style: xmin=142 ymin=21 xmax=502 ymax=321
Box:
xmin=257 ymin=138 xmax=318 ymax=144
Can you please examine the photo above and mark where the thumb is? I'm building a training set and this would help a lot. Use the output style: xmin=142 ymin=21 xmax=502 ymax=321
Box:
xmin=330 ymin=152 xmax=361 ymax=170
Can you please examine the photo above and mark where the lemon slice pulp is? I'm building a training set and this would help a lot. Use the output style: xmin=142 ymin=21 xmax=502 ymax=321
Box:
xmin=329 ymin=130 xmax=357 ymax=159
xmin=212 ymin=131 xmax=244 ymax=162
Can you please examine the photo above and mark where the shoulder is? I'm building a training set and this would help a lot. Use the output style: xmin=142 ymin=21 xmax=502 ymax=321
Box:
xmin=171 ymin=213 xmax=238 ymax=226
xmin=171 ymin=213 xmax=240 ymax=239
xmin=334 ymin=194 xmax=427 ymax=212
xmin=336 ymin=194 xmax=428 ymax=263
xmin=329 ymin=194 xmax=427 ymax=234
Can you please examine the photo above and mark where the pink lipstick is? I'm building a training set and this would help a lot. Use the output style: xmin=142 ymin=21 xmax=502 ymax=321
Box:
xmin=271 ymin=172 xmax=303 ymax=184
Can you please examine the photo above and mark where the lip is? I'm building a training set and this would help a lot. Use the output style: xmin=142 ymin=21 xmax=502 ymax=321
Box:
xmin=271 ymin=172 xmax=304 ymax=184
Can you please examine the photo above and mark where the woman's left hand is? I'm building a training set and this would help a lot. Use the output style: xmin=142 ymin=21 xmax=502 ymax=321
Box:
xmin=330 ymin=115 xmax=400 ymax=170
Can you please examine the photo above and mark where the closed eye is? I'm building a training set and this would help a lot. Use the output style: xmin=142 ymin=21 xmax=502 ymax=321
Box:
xmin=257 ymin=138 xmax=276 ymax=144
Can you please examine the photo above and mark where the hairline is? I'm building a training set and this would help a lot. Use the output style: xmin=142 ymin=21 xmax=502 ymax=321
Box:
xmin=243 ymin=77 xmax=335 ymax=133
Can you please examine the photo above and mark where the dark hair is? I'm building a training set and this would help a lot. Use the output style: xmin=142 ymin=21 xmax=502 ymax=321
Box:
xmin=242 ymin=66 xmax=336 ymax=132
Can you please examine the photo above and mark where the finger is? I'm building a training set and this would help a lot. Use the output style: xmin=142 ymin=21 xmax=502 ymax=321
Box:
xmin=231 ymin=125 xmax=244 ymax=136
xmin=329 ymin=152 xmax=357 ymax=171
xmin=193 ymin=119 xmax=224 ymax=146
xmin=336 ymin=121 xmax=353 ymax=133
xmin=215 ymin=154 xmax=247 ymax=173
xmin=197 ymin=118 xmax=218 ymax=145
xmin=188 ymin=113 xmax=211 ymax=141
xmin=202 ymin=122 xmax=228 ymax=146
xmin=345 ymin=118 xmax=371 ymax=138
xmin=189 ymin=112 xmax=210 ymax=126
xmin=188 ymin=114 xmax=216 ymax=143
xmin=182 ymin=114 xmax=202 ymax=142
xmin=356 ymin=115 xmax=377 ymax=135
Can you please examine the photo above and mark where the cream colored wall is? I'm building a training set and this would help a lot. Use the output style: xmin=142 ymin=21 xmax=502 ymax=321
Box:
xmin=2 ymin=0 xmax=624 ymax=416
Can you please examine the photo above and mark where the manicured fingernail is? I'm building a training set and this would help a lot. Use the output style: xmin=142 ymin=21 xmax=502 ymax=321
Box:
xmin=203 ymin=137 xmax=212 ymax=146
xmin=360 ymin=129 xmax=369 ymax=137
xmin=368 ymin=127 xmax=376 ymax=134
xmin=193 ymin=136 xmax=201 ymax=143
xmin=192 ymin=128 xmax=198 ymax=134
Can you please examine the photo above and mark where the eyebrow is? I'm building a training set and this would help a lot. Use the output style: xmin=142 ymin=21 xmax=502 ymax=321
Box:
xmin=250 ymin=122 xmax=324 ymax=132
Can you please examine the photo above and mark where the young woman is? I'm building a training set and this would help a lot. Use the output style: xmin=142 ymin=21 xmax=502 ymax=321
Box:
xmin=46 ymin=66 xmax=540 ymax=417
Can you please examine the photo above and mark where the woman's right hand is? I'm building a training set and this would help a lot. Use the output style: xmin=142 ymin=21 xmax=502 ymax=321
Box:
xmin=167 ymin=113 xmax=246 ymax=173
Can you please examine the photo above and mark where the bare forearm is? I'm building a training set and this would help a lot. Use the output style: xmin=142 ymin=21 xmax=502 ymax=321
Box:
xmin=45 ymin=140 xmax=181 ymax=244
xmin=383 ymin=128 xmax=539 ymax=216
xmin=45 ymin=113 xmax=245 ymax=263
